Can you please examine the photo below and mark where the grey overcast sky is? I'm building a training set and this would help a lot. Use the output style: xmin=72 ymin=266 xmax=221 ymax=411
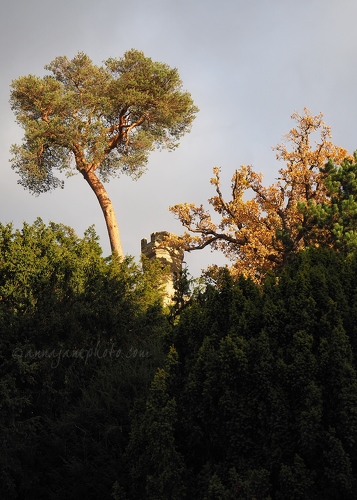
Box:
xmin=1 ymin=0 xmax=357 ymax=276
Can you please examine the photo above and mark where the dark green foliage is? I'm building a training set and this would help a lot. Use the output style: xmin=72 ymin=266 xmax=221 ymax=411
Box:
xmin=0 ymin=219 xmax=168 ymax=499
xmin=132 ymin=249 xmax=357 ymax=499
xmin=3 ymin=218 xmax=357 ymax=499
xmin=127 ymin=349 xmax=186 ymax=499
xmin=277 ymin=455 xmax=316 ymax=500
xmin=298 ymin=151 xmax=357 ymax=252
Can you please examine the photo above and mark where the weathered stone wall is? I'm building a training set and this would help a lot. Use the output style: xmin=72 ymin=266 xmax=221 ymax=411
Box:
xmin=141 ymin=232 xmax=184 ymax=304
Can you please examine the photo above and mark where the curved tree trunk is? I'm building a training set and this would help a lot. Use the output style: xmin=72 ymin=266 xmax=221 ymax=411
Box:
xmin=81 ymin=168 xmax=124 ymax=259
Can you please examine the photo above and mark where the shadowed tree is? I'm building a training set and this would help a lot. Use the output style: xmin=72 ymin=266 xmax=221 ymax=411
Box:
xmin=127 ymin=348 xmax=187 ymax=499
xmin=0 ymin=218 xmax=170 ymax=498
xmin=10 ymin=49 xmax=198 ymax=257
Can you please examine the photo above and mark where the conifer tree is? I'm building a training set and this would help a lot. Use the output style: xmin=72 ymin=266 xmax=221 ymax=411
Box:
xmin=10 ymin=50 xmax=198 ymax=257
xmin=127 ymin=348 xmax=186 ymax=499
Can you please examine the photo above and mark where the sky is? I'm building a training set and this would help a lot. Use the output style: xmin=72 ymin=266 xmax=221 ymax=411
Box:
xmin=1 ymin=0 xmax=357 ymax=277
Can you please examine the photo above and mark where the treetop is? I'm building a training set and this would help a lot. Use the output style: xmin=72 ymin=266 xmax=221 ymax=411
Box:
xmin=10 ymin=49 xmax=198 ymax=193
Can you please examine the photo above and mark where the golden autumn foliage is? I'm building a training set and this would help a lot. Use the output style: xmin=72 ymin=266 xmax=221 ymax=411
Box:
xmin=168 ymin=109 xmax=351 ymax=281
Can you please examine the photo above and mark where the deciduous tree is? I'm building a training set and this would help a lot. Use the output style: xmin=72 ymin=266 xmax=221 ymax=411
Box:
xmin=10 ymin=50 xmax=198 ymax=257
xmin=169 ymin=109 xmax=349 ymax=280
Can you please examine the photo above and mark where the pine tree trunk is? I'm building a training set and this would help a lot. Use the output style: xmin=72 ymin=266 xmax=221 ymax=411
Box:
xmin=81 ymin=169 xmax=124 ymax=258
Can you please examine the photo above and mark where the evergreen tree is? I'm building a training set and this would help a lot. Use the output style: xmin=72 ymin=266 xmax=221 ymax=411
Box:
xmin=10 ymin=50 xmax=198 ymax=256
xmin=127 ymin=347 xmax=186 ymax=499
xmin=0 ymin=219 xmax=169 ymax=498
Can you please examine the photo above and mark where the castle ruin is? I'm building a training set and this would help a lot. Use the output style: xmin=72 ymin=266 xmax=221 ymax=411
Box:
xmin=141 ymin=232 xmax=184 ymax=304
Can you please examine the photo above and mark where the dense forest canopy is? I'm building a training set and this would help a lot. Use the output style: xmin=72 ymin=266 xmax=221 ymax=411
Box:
xmin=2 ymin=219 xmax=357 ymax=498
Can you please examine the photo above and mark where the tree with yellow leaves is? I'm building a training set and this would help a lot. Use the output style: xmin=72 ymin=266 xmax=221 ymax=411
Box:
xmin=169 ymin=109 xmax=351 ymax=281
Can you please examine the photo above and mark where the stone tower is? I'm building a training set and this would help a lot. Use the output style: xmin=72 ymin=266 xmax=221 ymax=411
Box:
xmin=141 ymin=231 xmax=184 ymax=304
